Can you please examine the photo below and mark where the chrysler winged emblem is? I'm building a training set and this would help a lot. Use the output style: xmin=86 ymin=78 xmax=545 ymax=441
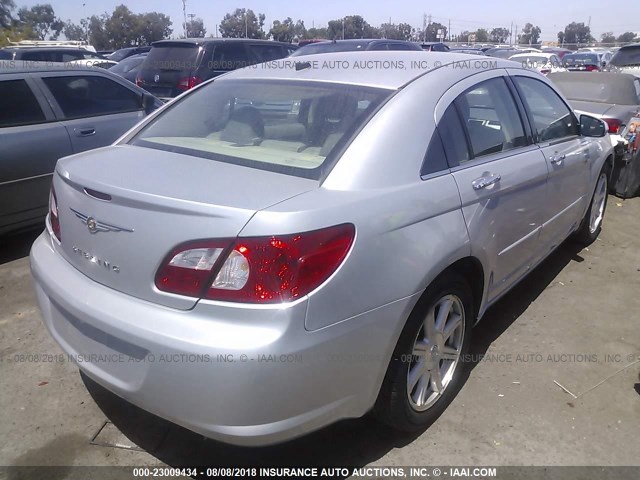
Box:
xmin=154 ymin=74 xmax=160 ymax=83
xmin=70 ymin=208 xmax=134 ymax=234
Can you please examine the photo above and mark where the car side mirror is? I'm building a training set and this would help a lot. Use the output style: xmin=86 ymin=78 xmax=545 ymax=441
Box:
xmin=580 ymin=114 xmax=607 ymax=137
xmin=142 ymin=93 xmax=157 ymax=115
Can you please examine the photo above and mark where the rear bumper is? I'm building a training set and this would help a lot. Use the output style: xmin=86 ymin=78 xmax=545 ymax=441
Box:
xmin=30 ymin=231 xmax=414 ymax=445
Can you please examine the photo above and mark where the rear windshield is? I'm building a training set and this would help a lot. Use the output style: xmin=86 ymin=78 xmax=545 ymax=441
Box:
xmin=109 ymin=48 xmax=133 ymax=62
xmin=610 ymin=46 xmax=640 ymax=67
xmin=291 ymin=42 xmax=370 ymax=57
xmin=109 ymin=55 xmax=145 ymax=74
xmin=0 ymin=50 xmax=13 ymax=60
xmin=131 ymin=79 xmax=392 ymax=179
xmin=563 ymin=54 xmax=598 ymax=66
xmin=144 ymin=44 xmax=200 ymax=72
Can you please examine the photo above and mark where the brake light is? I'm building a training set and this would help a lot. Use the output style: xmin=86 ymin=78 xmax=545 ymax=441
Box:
xmin=135 ymin=74 xmax=143 ymax=87
xmin=585 ymin=64 xmax=600 ymax=72
xmin=177 ymin=76 xmax=203 ymax=91
xmin=155 ymin=224 xmax=355 ymax=303
xmin=603 ymin=117 xmax=622 ymax=134
xmin=49 ymin=185 xmax=61 ymax=242
xmin=540 ymin=69 xmax=551 ymax=75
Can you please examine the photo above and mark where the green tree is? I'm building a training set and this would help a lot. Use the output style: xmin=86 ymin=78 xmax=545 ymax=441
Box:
xmin=561 ymin=22 xmax=592 ymax=45
xmin=0 ymin=23 xmax=36 ymax=46
xmin=219 ymin=8 xmax=265 ymax=39
xmin=0 ymin=0 xmax=15 ymax=28
xmin=490 ymin=27 xmax=510 ymax=43
xmin=304 ymin=26 xmax=327 ymax=39
xmin=138 ymin=12 xmax=172 ymax=43
xmin=104 ymin=5 xmax=140 ymax=47
xmin=557 ymin=31 xmax=564 ymax=45
xmin=17 ymin=3 xmax=64 ymax=40
xmin=185 ymin=17 xmax=205 ymax=38
xmin=474 ymin=28 xmax=489 ymax=43
xmin=327 ymin=15 xmax=378 ymax=40
xmin=269 ymin=17 xmax=295 ymax=42
xmin=617 ymin=31 xmax=636 ymax=43
xmin=458 ymin=30 xmax=470 ymax=43
xmin=600 ymin=32 xmax=616 ymax=44
xmin=63 ymin=20 xmax=85 ymax=41
xmin=423 ymin=22 xmax=447 ymax=42
xmin=520 ymin=23 xmax=541 ymax=45
xmin=86 ymin=14 xmax=110 ymax=50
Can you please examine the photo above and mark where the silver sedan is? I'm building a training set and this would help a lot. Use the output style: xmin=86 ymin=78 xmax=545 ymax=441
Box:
xmin=30 ymin=52 xmax=613 ymax=446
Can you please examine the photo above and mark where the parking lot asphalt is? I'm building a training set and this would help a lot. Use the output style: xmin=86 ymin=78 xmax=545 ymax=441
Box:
xmin=0 ymin=196 xmax=638 ymax=472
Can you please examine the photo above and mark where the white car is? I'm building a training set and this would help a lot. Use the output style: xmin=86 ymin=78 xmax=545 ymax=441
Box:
xmin=509 ymin=52 xmax=566 ymax=75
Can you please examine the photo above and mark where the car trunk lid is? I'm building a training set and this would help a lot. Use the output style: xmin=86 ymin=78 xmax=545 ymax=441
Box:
xmin=52 ymin=145 xmax=317 ymax=309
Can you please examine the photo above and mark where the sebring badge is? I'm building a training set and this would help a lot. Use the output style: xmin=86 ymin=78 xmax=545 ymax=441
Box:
xmin=70 ymin=208 xmax=134 ymax=234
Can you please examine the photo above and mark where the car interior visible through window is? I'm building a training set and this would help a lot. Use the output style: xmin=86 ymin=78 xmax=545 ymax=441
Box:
xmin=132 ymin=79 xmax=392 ymax=179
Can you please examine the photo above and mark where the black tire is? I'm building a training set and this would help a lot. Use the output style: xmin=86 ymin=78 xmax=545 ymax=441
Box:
xmin=374 ymin=271 xmax=474 ymax=431
xmin=574 ymin=164 xmax=610 ymax=246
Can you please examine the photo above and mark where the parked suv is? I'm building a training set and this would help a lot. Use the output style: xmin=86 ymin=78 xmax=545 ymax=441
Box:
xmin=0 ymin=47 xmax=106 ymax=63
xmin=608 ymin=44 xmax=640 ymax=75
xmin=136 ymin=38 xmax=296 ymax=100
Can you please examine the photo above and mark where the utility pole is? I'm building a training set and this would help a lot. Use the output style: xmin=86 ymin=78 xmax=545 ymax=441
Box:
xmin=448 ymin=19 xmax=451 ymax=41
xmin=422 ymin=13 xmax=426 ymax=42
xmin=510 ymin=22 xmax=513 ymax=46
xmin=515 ymin=24 xmax=518 ymax=46
xmin=187 ymin=13 xmax=195 ymax=37
xmin=182 ymin=0 xmax=188 ymax=38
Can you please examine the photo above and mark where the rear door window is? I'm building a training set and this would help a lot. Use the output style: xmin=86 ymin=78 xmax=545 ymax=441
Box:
xmin=249 ymin=44 xmax=287 ymax=63
xmin=0 ymin=79 xmax=46 ymax=127
xmin=455 ymin=77 xmax=527 ymax=158
xmin=42 ymin=75 xmax=142 ymax=119
xmin=209 ymin=43 xmax=250 ymax=71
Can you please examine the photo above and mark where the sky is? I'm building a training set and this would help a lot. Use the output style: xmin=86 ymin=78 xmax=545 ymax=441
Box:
xmin=15 ymin=0 xmax=640 ymax=42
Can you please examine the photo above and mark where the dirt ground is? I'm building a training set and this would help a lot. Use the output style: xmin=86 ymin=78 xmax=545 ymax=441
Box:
xmin=0 ymin=196 xmax=638 ymax=476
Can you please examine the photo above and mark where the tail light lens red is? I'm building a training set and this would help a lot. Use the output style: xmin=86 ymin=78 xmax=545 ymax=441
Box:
xmin=540 ymin=69 xmax=551 ymax=75
xmin=603 ymin=117 xmax=622 ymax=134
xmin=49 ymin=185 xmax=61 ymax=242
xmin=155 ymin=224 xmax=355 ymax=303
xmin=177 ymin=76 xmax=204 ymax=91
xmin=585 ymin=64 xmax=600 ymax=72
xmin=135 ymin=74 xmax=143 ymax=87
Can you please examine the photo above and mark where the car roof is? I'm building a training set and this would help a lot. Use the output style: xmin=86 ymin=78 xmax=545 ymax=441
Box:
xmin=2 ymin=46 xmax=87 ymax=52
xmin=151 ymin=38 xmax=293 ymax=47
xmin=219 ymin=51 xmax=516 ymax=90
xmin=510 ymin=52 xmax=554 ymax=58
xmin=0 ymin=60 xmax=121 ymax=75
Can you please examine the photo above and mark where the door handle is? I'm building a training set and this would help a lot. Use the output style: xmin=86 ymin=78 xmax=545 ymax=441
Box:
xmin=549 ymin=153 xmax=566 ymax=165
xmin=472 ymin=173 xmax=501 ymax=190
xmin=75 ymin=128 xmax=96 ymax=137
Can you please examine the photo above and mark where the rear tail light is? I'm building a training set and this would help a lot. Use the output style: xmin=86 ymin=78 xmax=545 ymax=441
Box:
xmin=155 ymin=224 xmax=355 ymax=303
xmin=177 ymin=76 xmax=203 ymax=91
xmin=603 ymin=117 xmax=622 ymax=134
xmin=540 ymin=69 xmax=550 ymax=75
xmin=135 ymin=74 xmax=143 ymax=87
xmin=49 ymin=185 xmax=61 ymax=242
xmin=585 ymin=64 xmax=600 ymax=72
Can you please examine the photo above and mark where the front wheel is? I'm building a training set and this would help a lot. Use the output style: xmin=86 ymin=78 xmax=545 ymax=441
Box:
xmin=574 ymin=166 xmax=609 ymax=245
xmin=374 ymin=272 xmax=473 ymax=431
